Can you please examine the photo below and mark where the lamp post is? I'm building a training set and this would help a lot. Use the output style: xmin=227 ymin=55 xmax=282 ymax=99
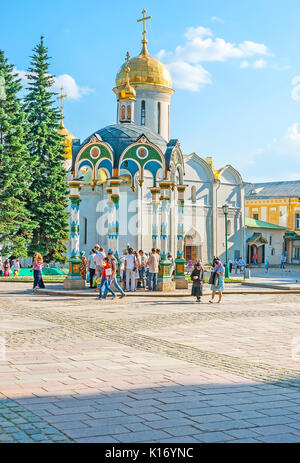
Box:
xmin=222 ymin=204 xmax=230 ymax=278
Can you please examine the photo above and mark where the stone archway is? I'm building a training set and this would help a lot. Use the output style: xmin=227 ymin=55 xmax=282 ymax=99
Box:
xmin=184 ymin=229 xmax=203 ymax=263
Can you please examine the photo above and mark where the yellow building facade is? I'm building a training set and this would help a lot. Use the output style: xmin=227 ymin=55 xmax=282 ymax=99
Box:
xmin=246 ymin=181 xmax=300 ymax=264
xmin=245 ymin=197 xmax=300 ymax=231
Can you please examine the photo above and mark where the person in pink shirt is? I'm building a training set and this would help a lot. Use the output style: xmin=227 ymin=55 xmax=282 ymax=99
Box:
xmin=32 ymin=253 xmax=45 ymax=290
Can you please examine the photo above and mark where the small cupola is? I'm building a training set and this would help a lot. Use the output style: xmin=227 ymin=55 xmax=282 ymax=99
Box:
xmin=117 ymin=52 xmax=136 ymax=123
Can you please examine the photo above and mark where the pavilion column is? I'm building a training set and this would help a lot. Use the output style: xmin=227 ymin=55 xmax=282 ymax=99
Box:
xmin=150 ymin=186 xmax=160 ymax=249
xmin=64 ymin=180 xmax=85 ymax=289
xmin=106 ymin=186 xmax=113 ymax=253
xmin=110 ymin=178 xmax=122 ymax=257
xmin=175 ymin=185 xmax=188 ymax=289
xmin=157 ymin=181 xmax=175 ymax=291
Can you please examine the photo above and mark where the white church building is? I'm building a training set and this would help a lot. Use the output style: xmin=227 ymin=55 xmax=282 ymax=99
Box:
xmin=63 ymin=12 xmax=246 ymax=288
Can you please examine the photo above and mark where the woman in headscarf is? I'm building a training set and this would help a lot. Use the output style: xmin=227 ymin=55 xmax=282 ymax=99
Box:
xmin=209 ymin=259 xmax=224 ymax=304
xmin=190 ymin=261 xmax=204 ymax=303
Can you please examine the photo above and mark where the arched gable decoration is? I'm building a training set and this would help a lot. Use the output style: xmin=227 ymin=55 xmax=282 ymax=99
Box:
xmin=185 ymin=153 xmax=216 ymax=183
xmin=165 ymin=140 xmax=184 ymax=169
xmin=74 ymin=135 xmax=114 ymax=186
xmin=218 ymin=165 xmax=244 ymax=185
xmin=118 ymin=134 xmax=165 ymax=186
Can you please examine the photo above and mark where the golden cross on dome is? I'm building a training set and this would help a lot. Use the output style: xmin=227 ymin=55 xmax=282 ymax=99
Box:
xmin=125 ymin=51 xmax=130 ymax=70
xmin=57 ymin=87 xmax=67 ymax=126
xmin=137 ymin=9 xmax=151 ymax=45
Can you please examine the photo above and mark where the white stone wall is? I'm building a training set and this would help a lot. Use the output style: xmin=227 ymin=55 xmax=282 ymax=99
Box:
xmin=134 ymin=88 xmax=171 ymax=141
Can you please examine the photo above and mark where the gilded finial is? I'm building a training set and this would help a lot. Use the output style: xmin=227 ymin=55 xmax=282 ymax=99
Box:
xmin=118 ymin=51 xmax=136 ymax=101
xmin=57 ymin=87 xmax=67 ymax=128
xmin=125 ymin=51 xmax=130 ymax=75
xmin=137 ymin=8 xmax=151 ymax=55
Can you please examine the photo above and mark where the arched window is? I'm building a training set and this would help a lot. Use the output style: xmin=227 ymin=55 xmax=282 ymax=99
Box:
xmin=121 ymin=105 xmax=125 ymax=120
xmin=157 ymin=102 xmax=161 ymax=134
xmin=141 ymin=100 xmax=145 ymax=126
xmin=83 ymin=217 xmax=87 ymax=245
xmin=127 ymin=105 xmax=131 ymax=120
xmin=191 ymin=185 xmax=196 ymax=203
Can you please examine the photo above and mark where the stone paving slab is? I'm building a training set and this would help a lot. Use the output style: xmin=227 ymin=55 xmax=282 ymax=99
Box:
xmin=0 ymin=283 xmax=299 ymax=443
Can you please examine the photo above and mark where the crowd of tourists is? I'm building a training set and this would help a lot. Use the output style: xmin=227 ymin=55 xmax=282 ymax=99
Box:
xmin=81 ymin=244 xmax=175 ymax=299
xmin=80 ymin=244 xmax=225 ymax=303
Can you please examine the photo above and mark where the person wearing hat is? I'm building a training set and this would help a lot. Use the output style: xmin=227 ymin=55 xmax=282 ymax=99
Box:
xmin=190 ymin=261 xmax=204 ymax=303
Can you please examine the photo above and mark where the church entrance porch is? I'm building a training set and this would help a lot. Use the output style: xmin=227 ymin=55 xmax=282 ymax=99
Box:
xmin=246 ymin=233 xmax=267 ymax=264
xmin=184 ymin=231 xmax=202 ymax=263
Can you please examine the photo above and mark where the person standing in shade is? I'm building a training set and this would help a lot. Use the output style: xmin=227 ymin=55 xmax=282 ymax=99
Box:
xmin=0 ymin=258 xmax=3 ymax=277
xmin=253 ymin=252 xmax=258 ymax=265
xmin=138 ymin=249 xmax=147 ymax=289
xmin=12 ymin=259 xmax=20 ymax=276
xmin=3 ymin=258 xmax=10 ymax=278
xmin=87 ymin=249 xmax=96 ymax=288
xmin=191 ymin=261 xmax=204 ymax=303
xmin=32 ymin=253 xmax=45 ymax=290
xmin=124 ymin=248 xmax=137 ymax=292
xmin=228 ymin=259 xmax=233 ymax=274
xmin=264 ymin=256 xmax=269 ymax=273
xmin=209 ymin=259 xmax=224 ymax=304
xmin=106 ymin=251 xmax=125 ymax=298
xmin=280 ymin=254 xmax=285 ymax=269
xmin=234 ymin=258 xmax=239 ymax=275
xmin=148 ymin=249 xmax=159 ymax=291
xmin=238 ymin=257 xmax=245 ymax=273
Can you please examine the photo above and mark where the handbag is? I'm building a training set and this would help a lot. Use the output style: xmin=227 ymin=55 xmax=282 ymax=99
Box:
xmin=209 ymin=271 xmax=217 ymax=285
xmin=214 ymin=274 xmax=219 ymax=288
xmin=105 ymin=268 xmax=112 ymax=276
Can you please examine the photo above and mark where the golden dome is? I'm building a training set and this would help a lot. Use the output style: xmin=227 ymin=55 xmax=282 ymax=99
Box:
xmin=118 ymin=52 xmax=136 ymax=101
xmin=115 ymin=44 xmax=172 ymax=92
xmin=58 ymin=121 xmax=75 ymax=159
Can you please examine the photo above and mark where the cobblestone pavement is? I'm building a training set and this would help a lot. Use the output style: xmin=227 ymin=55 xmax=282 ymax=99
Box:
xmin=0 ymin=282 xmax=300 ymax=443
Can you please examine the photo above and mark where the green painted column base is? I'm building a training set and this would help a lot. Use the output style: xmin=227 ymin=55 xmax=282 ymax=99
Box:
xmin=63 ymin=255 xmax=85 ymax=289
xmin=174 ymin=256 xmax=188 ymax=289
xmin=158 ymin=257 xmax=175 ymax=291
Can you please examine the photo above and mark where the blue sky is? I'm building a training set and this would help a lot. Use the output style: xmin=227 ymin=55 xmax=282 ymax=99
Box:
xmin=1 ymin=0 xmax=300 ymax=182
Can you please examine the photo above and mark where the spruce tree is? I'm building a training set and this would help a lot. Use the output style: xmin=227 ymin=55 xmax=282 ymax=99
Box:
xmin=0 ymin=50 xmax=36 ymax=258
xmin=24 ymin=36 xmax=69 ymax=263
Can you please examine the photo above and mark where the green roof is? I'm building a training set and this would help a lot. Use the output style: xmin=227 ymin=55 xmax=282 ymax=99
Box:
xmin=285 ymin=231 xmax=300 ymax=239
xmin=246 ymin=217 xmax=287 ymax=230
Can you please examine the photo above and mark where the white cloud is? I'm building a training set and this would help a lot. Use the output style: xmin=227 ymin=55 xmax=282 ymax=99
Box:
xmin=240 ymin=60 xmax=250 ymax=69
xmin=239 ymin=59 xmax=267 ymax=69
xmin=167 ymin=61 xmax=211 ymax=91
xmin=285 ymin=122 xmax=300 ymax=142
xmin=253 ymin=59 xmax=267 ymax=69
xmin=211 ymin=16 xmax=224 ymax=23
xmin=157 ymin=26 xmax=271 ymax=91
xmin=53 ymin=74 xmax=94 ymax=100
xmin=14 ymin=68 xmax=94 ymax=100
xmin=239 ymin=41 xmax=269 ymax=57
